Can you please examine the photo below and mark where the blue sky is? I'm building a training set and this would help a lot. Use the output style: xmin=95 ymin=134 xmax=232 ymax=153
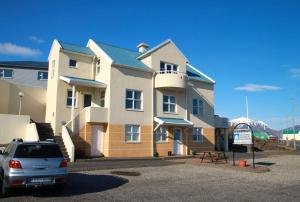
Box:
xmin=0 ymin=0 xmax=299 ymax=129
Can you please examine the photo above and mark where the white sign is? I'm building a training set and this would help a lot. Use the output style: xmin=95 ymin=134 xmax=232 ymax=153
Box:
xmin=233 ymin=129 xmax=252 ymax=145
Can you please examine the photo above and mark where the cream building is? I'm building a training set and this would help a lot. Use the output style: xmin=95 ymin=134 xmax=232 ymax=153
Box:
xmin=46 ymin=39 xmax=220 ymax=158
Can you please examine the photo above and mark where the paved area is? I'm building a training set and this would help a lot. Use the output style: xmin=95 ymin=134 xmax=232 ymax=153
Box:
xmin=2 ymin=152 xmax=300 ymax=201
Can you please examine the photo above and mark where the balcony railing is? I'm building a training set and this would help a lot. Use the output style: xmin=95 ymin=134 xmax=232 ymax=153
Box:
xmin=155 ymin=70 xmax=187 ymax=89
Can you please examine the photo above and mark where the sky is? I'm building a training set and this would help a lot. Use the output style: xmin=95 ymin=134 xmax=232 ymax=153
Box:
xmin=0 ymin=0 xmax=299 ymax=129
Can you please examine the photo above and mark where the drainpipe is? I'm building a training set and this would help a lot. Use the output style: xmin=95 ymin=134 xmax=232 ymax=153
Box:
xmin=151 ymin=71 xmax=156 ymax=157
xmin=71 ymin=85 xmax=75 ymax=131
xmin=185 ymin=74 xmax=189 ymax=155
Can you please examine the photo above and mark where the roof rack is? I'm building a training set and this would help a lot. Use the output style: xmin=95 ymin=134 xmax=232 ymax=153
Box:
xmin=12 ymin=138 xmax=23 ymax=142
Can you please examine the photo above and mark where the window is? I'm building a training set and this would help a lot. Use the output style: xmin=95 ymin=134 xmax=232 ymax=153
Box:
xmin=100 ymin=90 xmax=105 ymax=107
xmin=125 ymin=125 xmax=140 ymax=142
xmin=14 ymin=144 xmax=63 ymax=158
xmin=96 ymin=58 xmax=100 ymax=74
xmin=37 ymin=71 xmax=48 ymax=80
xmin=193 ymin=99 xmax=204 ymax=116
xmin=69 ymin=59 xmax=77 ymax=68
xmin=193 ymin=127 xmax=203 ymax=142
xmin=160 ymin=61 xmax=178 ymax=73
xmin=0 ymin=69 xmax=13 ymax=78
xmin=66 ymin=90 xmax=77 ymax=107
xmin=125 ymin=90 xmax=142 ymax=110
xmin=155 ymin=127 xmax=167 ymax=142
xmin=163 ymin=95 xmax=176 ymax=113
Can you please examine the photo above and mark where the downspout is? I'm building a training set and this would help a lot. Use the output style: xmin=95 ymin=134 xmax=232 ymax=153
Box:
xmin=71 ymin=85 xmax=76 ymax=132
xmin=185 ymin=74 xmax=189 ymax=155
xmin=151 ymin=71 xmax=156 ymax=157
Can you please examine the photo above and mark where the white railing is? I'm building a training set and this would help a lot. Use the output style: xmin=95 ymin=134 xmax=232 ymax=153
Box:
xmin=62 ymin=125 xmax=75 ymax=162
xmin=65 ymin=108 xmax=86 ymax=134
xmin=156 ymin=70 xmax=187 ymax=77
xmin=26 ymin=123 xmax=39 ymax=141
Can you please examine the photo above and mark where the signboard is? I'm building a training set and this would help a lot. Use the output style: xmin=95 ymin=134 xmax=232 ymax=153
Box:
xmin=233 ymin=129 xmax=252 ymax=144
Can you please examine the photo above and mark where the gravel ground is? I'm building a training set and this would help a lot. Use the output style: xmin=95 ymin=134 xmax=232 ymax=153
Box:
xmin=3 ymin=153 xmax=300 ymax=202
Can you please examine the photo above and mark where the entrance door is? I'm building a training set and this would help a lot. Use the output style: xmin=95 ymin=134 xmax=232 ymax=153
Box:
xmin=84 ymin=94 xmax=92 ymax=107
xmin=173 ymin=128 xmax=183 ymax=155
xmin=91 ymin=125 xmax=104 ymax=156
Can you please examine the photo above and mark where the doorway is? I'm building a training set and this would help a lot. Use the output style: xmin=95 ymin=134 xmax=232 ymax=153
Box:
xmin=84 ymin=94 xmax=92 ymax=107
xmin=91 ymin=125 xmax=104 ymax=156
xmin=173 ymin=128 xmax=183 ymax=155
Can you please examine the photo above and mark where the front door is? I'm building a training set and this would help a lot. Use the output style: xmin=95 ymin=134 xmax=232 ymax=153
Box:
xmin=91 ymin=125 xmax=104 ymax=156
xmin=173 ymin=128 xmax=183 ymax=155
xmin=84 ymin=94 xmax=92 ymax=107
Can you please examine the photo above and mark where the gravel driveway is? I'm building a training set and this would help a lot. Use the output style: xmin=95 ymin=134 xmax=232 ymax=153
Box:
xmin=2 ymin=153 xmax=300 ymax=201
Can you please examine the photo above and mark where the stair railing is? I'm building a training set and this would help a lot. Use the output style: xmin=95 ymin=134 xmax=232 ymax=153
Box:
xmin=62 ymin=125 xmax=75 ymax=162
xmin=65 ymin=108 xmax=87 ymax=135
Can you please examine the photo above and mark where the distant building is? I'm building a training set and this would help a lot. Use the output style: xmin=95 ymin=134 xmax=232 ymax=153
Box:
xmin=0 ymin=61 xmax=48 ymax=88
xmin=282 ymin=130 xmax=300 ymax=141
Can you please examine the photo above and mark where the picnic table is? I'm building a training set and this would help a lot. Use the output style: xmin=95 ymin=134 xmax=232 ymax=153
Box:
xmin=199 ymin=151 xmax=228 ymax=164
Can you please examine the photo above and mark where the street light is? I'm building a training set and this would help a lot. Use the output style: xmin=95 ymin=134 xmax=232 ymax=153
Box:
xmin=18 ymin=92 xmax=24 ymax=115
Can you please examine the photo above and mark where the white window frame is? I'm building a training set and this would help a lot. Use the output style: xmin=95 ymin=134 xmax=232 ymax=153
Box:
xmin=37 ymin=71 xmax=48 ymax=80
xmin=155 ymin=126 xmax=168 ymax=143
xmin=125 ymin=89 xmax=143 ymax=111
xmin=96 ymin=58 xmax=101 ymax=74
xmin=163 ymin=95 xmax=176 ymax=113
xmin=193 ymin=127 xmax=203 ymax=143
xmin=0 ymin=69 xmax=13 ymax=79
xmin=66 ymin=90 xmax=77 ymax=107
xmin=69 ymin=59 xmax=77 ymax=68
xmin=160 ymin=61 xmax=178 ymax=73
xmin=125 ymin=125 xmax=140 ymax=143
xmin=100 ymin=90 xmax=105 ymax=107
xmin=193 ymin=98 xmax=204 ymax=116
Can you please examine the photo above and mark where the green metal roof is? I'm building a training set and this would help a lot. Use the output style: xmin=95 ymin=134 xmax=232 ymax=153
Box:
xmin=154 ymin=117 xmax=193 ymax=126
xmin=0 ymin=61 xmax=48 ymax=70
xmin=186 ymin=65 xmax=214 ymax=83
xmin=60 ymin=76 xmax=106 ymax=88
xmin=283 ymin=130 xmax=299 ymax=134
xmin=95 ymin=41 xmax=152 ymax=72
xmin=58 ymin=41 xmax=96 ymax=56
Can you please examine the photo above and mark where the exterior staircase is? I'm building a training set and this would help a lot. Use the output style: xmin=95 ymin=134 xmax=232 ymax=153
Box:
xmin=35 ymin=122 xmax=71 ymax=161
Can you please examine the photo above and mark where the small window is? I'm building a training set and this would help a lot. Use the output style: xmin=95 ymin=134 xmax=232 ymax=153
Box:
xmin=100 ymin=90 xmax=105 ymax=107
xmin=0 ymin=69 xmax=13 ymax=78
xmin=37 ymin=71 xmax=48 ymax=80
xmin=66 ymin=90 xmax=77 ymax=107
xmin=155 ymin=127 xmax=167 ymax=142
xmin=125 ymin=125 xmax=140 ymax=143
xmin=193 ymin=99 xmax=204 ymax=116
xmin=69 ymin=59 xmax=77 ymax=68
xmin=125 ymin=90 xmax=142 ymax=110
xmin=96 ymin=58 xmax=101 ymax=74
xmin=160 ymin=61 xmax=178 ymax=73
xmin=193 ymin=127 xmax=203 ymax=142
xmin=163 ymin=95 xmax=176 ymax=113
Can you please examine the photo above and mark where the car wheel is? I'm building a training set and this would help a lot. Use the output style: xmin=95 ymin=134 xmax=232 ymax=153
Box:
xmin=1 ymin=174 xmax=9 ymax=197
xmin=54 ymin=183 xmax=65 ymax=193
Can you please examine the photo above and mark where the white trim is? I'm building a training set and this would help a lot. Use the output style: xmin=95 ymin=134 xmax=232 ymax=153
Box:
xmin=125 ymin=124 xmax=141 ymax=143
xmin=137 ymin=39 xmax=189 ymax=62
xmin=87 ymin=39 xmax=114 ymax=63
xmin=153 ymin=117 xmax=194 ymax=127
xmin=163 ymin=95 xmax=176 ymax=113
xmin=60 ymin=76 xmax=107 ymax=88
xmin=187 ymin=63 xmax=215 ymax=84
xmin=48 ymin=39 xmax=62 ymax=60
xmin=125 ymin=89 xmax=143 ymax=111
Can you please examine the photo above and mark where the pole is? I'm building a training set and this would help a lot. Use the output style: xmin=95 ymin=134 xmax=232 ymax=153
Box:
xmin=291 ymin=98 xmax=296 ymax=150
xmin=19 ymin=97 xmax=22 ymax=115
xmin=252 ymin=131 xmax=255 ymax=168
xmin=71 ymin=85 xmax=75 ymax=131
xmin=246 ymin=96 xmax=249 ymax=120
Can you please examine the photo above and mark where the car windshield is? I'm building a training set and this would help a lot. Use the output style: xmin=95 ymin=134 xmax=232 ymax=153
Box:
xmin=14 ymin=144 xmax=63 ymax=158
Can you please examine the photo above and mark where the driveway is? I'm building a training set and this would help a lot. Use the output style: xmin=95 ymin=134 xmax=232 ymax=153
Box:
xmin=2 ymin=152 xmax=300 ymax=201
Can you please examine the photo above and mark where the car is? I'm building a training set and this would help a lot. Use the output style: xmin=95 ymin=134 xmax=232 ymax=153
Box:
xmin=0 ymin=138 xmax=68 ymax=196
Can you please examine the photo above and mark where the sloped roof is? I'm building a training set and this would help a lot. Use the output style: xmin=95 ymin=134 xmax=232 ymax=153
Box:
xmin=186 ymin=64 xmax=215 ymax=84
xmin=95 ymin=41 xmax=152 ymax=72
xmin=60 ymin=76 xmax=106 ymax=88
xmin=58 ymin=41 xmax=96 ymax=56
xmin=154 ymin=117 xmax=194 ymax=126
xmin=0 ymin=61 xmax=48 ymax=70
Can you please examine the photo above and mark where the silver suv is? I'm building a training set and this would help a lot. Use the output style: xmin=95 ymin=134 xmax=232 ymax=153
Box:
xmin=0 ymin=139 xmax=68 ymax=196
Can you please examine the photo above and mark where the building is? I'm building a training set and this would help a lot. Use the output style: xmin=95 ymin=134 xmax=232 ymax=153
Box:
xmin=0 ymin=61 xmax=48 ymax=88
xmin=46 ymin=39 xmax=219 ymax=158
xmin=282 ymin=130 xmax=300 ymax=141
xmin=0 ymin=61 xmax=48 ymax=122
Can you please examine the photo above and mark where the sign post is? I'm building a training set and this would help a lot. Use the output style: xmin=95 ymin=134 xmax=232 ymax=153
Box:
xmin=232 ymin=123 xmax=255 ymax=168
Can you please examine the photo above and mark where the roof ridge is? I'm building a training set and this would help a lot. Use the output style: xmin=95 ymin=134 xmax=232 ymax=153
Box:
xmin=95 ymin=41 xmax=140 ymax=54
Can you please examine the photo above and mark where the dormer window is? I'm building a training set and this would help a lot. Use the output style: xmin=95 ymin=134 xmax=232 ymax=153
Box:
xmin=160 ymin=61 xmax=178 ymax=73
xmin=69 ymin=59 xmax=77 ymax=68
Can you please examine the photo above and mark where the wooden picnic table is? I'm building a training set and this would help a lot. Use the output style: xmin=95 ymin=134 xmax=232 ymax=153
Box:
xmin=199 ymin=151 xmax=228 ymax=164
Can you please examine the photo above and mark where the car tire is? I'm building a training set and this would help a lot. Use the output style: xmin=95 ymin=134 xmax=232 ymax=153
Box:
xmin=1 ymin=174 xmax=9 ymax=197
xmin=54 ymin=183 xmax=65 ymax=193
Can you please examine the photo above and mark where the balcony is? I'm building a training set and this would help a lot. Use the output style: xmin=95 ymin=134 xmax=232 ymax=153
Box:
xmin=155 ymin=71 xmax=187 ymax=90
xmin=85 ymin=106 xmax=108 ymax=123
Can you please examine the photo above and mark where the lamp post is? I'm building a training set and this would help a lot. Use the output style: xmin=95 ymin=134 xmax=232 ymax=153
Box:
xmin=18 ymin=92 xmax=24 ymax=115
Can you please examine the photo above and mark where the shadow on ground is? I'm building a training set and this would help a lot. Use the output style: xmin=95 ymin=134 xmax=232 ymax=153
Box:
xmin=255 ymin=162 xmax=275 ymax=166
xmin=6 ymin=173 xmax=128 ymax=198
